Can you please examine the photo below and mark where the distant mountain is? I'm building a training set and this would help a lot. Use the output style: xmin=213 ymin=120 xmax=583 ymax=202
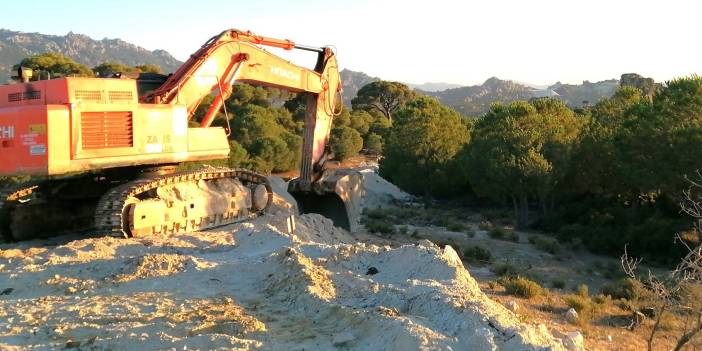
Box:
xmin=340 ymin=70 xmax=462 ymax=103
xmin=408 ymin=82 xmax=463 ymax=92
xmin=342 ymin=68 xmax=629 ymax=115
xmin=0 ymin=29 xmax=181 ymax=83
xmin=547 ymin=79 xmax=619 ymax=107
xmin=425 ymin=77 xmax=536 ymax=116
xmin=340 ymin=69 xmax=379 ymax=105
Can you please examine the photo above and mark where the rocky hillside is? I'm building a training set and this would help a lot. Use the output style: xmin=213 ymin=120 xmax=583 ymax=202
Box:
xmin=0 ymin=29 xmax=181 ymax=83
xmin=547 ymin=79 xmax=620 ymax=107
xmin=424 ymin=77 xmax=535 ymax=116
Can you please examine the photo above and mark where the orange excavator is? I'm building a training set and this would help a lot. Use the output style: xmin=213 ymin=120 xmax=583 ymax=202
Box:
xmin=0 ymin=29 xmax=360 ymax=241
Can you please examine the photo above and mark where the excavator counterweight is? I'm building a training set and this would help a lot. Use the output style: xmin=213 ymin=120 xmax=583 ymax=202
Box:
xmin=0 ymin=28 xmax=357 ymax=241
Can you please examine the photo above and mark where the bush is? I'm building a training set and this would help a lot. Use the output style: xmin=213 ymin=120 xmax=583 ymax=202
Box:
xmin=463 ymin=246 xmax=492 ymax=263
xmin=577 ymin=284 xmax=589 ymax=298
xmin=489 ymin=226 xmax=519 ymax=242
xmin=528 ymin=235 xmax=559 ymax=254
xmin=551 ymin=278 xmax=566 ymax=289
xmin=491 ymin=262 xmax=520 ymax=277
xmin=364 ymin=207 xmax=391 ymax=220
xmin=364 ymin=219 xmax=395 ymax=234
xmin=592 ymin=294 xmax=612 ymax=305
xmin=504 ymin=277 xmax=545 ymax=299
xmin=330 ymin=126 xmax=363 ymax=161
xmin=478 ymin=221 xmax=493 ymax=231
xmin=446 ymin=221 xmax=466 ymax=232
xmin=600 ymin=278 xmax=646 ymax=300
xmin=564 ymin=294 xmax=592 ymax=312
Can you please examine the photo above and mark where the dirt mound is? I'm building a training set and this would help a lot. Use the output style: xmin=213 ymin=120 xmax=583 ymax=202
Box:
xmin=357 ymin=167 xmax=411 ymax=210
xmin=114 ymin=253 xmax=212 ymax=282
xmin=0 ymin=179 xmax=574 ymax=350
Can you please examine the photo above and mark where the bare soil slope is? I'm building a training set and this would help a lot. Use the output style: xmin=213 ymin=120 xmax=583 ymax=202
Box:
xmin=0 ymin=177 xmax=576 ymax=350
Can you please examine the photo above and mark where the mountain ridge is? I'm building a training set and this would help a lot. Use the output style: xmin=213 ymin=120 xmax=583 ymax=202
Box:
xmin=0 ymin=29 xmax=629 ymax=115
xmin=341 ymin=68 xmax=624 ymax=115
xmin=0 ymin=29 xmax=181 ymax=83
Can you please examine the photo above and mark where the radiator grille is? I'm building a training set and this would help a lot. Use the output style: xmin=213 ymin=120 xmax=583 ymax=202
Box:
xmin=81 ymin=111 xmax=133 ymax=149
xmin=108 ymin=90 xmax=134 ymax=102
xmin=8 ymin=92 xmax=21 ymax=102
xmin=8 ymin=91 xmax=41 ymax=102
xmin=75 ymin=90 xmax=102 ymax=101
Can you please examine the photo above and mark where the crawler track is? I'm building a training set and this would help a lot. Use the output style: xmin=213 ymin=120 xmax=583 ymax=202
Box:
xmin=0 ymin=168 xmax=272 ymax=241
xmin=95 ymin=168 xmax=273 ymax=238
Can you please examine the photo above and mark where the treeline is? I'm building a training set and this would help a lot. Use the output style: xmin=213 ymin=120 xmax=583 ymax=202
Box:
xmin=14 ymin=52 xmax=163 ymax=77
xmin=378 ymin=77 xmax=702 ymax=264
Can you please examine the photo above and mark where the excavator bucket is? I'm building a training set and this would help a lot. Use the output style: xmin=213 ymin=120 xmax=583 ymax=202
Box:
xmin=288 ymin=169 xmax=363 ymax=233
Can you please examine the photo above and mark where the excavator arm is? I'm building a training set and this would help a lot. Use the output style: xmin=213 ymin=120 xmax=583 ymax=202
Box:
xmin=143 ymin=29 xmax=342 ymax=189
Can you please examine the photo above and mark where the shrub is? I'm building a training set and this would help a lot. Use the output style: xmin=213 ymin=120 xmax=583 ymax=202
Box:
xmin=551 ymin=278 xmax=566 ymax=289
xmin=364 ymin=219 xmax=395 ymax=234
xmin=491 ymin=262 xmax=520 ymax=277
xmin=364 ymin=207 xmax=390 ymax=220
xmin=463 ymin=246 xmax=492 ymax=263
xmin=478 ymin=221 xmax=493 ymax=231
xmin=600 ymin=278 xmax=646 ymax=300
xmin=577 ymin=284 xmax=589 ymax=298
xmin=489 ymin=226 xmax=519 ymax=242
xmin=504 ymin=277 xmax=545 ymax=299
xmin=330 ymin=126 xmax=363 ymax=161
xmin=446 ymin=221 xmax=466 ymax=232
xmin=564 ymin=294 xmax=592 ymax=313
xmin=528 ymin=235 xmax=559 ymax=254
xmin=592 ymin=294 xmax=612 ymax=305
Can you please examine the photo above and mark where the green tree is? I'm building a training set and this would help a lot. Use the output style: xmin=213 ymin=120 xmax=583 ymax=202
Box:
xmin=227 ymin=140 xmax=249 ymax=167
xmin=464 ymin=98 xmax=581 ymax=228
xmin=330 ymin=126 xmax=363 ymax=161
xmin=364 ymin=133 xmax=383 ymax=155
xmin=93 ymin=62 xmax=137 ymax=77
xmin=349 ymin=110 xmax=373 ymax=136
xmin=15 ymin=53 xmax=93 ymax=79
xmin=369 ymin=112 xmax=392 ymax=139
xmin=351 ymin=81 xmax=415 ymax=121
xmin=616 ymin=76 xmax=702 ymax=201
xmin=135 ymin=64 xmax=163 ymax=74
xmin=380 ymin=96 xmax=469 ymax=196
xmin=568 ymin=86 xmax=644 ymax=198
xmin=229 ymin=105 xmax=301 ymax=173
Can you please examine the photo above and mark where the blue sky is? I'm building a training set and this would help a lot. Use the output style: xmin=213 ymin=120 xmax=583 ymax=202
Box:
xmin=4 ymin=0 xmax=701 ymax=86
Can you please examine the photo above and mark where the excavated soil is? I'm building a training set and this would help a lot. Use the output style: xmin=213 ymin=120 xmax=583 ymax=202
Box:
xmin=0 ymin=174 xmax=577 ymax=350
